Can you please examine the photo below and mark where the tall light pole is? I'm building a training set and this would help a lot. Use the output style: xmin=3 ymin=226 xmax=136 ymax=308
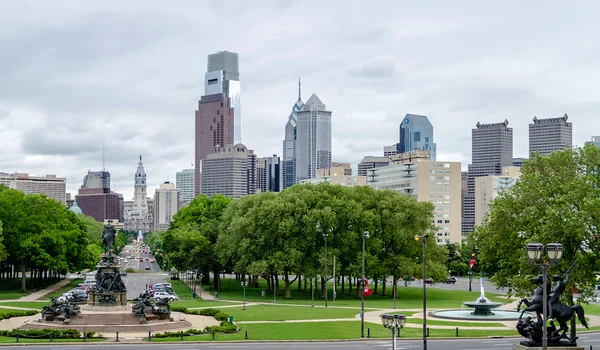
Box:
xmin=323 ymin=229 xmax=329 ymax=308
xmin=241 ymin=281 xmax=248 ymax=310
xmin=361 ymin=230 xmax=370 ymax=338
xmin=415 ymin=234 xmax=428 ymax=350
xmin=526 ymin=242 xmax=563 ymax=350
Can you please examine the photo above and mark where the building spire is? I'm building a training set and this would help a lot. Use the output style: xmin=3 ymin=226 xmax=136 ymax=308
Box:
xmin=140 ymin=154 xmax=142 ymax=162
xmin=102 ymin=139 xmax=105 ymax=171
xmin=298 ymin=77 xmax=301 ymax=100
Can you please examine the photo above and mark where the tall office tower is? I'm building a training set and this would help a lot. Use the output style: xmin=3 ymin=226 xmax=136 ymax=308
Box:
xmin=124 ymin=156 xmax=153 ymax=233
xmin=82 ymin=171 xmax=110 ymax=190
xmin=201 ymin=144 xmax=257 ymax=198
xmin=368 ymin=157 xmax=462 ymax=245
xmin=256 ymin=155 xmax=282 ymax=193
xmin=383 ymin=144 xmax=400 ymax=157
xmin=194 ymin=87 xmax=235 ymax=196
xmin=587 ymin=136 xmax=600 ymax=148
xmin=176 ymin=169 xmax=195 ymax=203
xmin=0 ymin=172 xmax=66 ymax=204
xmin=463 ymin=120 xmax=513 ymax=234
xmin=460 ymin=171 xmax=468 ymax=221
xmin=358 ymin=156 xmax=391 ymax=177
xmin=529 ymin=114 xmax=573 ymax=156
xmin=399 ymin=114 xmax=437 ymax=161
xmin=295 ymin=93 xmax=332 ymax=182
xmin=282 ymin=79 xmax=304 ymax=190
xmin=474 ymin=166 xmax=521 ymax=226
xmin=153 ymin=181 xmax=180 ymax=231
xmin=207 ymin=51 xmax=241 ymax=144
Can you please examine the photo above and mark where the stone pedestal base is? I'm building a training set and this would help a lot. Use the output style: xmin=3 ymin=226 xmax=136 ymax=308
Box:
xmin=88 ymin=291 xmax=127 ymax=306
xmin=513 ymin=344 xmax=583 ymax=350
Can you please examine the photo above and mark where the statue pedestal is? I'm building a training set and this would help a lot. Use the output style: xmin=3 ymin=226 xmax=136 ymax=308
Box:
xmin=513 ymin=344 xmax=583 ymax=350
xmin=88 ymin=291 xmax=127 ymax=306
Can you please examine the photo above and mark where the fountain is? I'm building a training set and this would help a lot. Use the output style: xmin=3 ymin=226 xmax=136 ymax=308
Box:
xmin=431 ymin=277 xmax=522 ymax=320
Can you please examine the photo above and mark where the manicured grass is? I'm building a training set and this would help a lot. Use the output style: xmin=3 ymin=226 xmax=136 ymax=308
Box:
xmin=230 ymin=305 xmax=361 ymax=322
xmin=209 ymin=278 xmax=509 ymax=309
xmin=404 ymin=318 xmax=506 ymax=327
xmin=0 ymin=301 xmax=47 ymax=310
xmin=582 ymin=303 xmax=600 ymax=316
xmin=149 ymin=321 xmax=520 ymax=341
xmin=0 ymin=278 xmax=65 ymax=300
xmin=41 ymin=278 xmax=84 ymax=299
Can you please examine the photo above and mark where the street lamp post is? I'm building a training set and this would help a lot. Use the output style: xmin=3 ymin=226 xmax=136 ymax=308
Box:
xmin=311 ymin=277 xmax=315 ymax=307
xmin=381 ymin=313 xmax=406 ymax=350
xmin=361 ymin=230 xmax=370 ymax=338
xmin=526 ymin=242 xmax=563 ymax=350
xmin=241 ymin=281 xmax=248 ymax=310
xmin=415 ymin=234 xmax=428 ymax=350
xmin=273 ymin=274 xmax=276 ymax=304
xmin=323 ymin=231 xmax=329 ymax=308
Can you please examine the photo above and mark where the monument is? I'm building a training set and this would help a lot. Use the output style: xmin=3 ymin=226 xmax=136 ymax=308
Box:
xmin=516 ymin=273 xmax=589 ymax=348
xmin=132 ymin=290 xmax=172 ymax=324
xmin=88 ymin=220 xmax=127 ymax=306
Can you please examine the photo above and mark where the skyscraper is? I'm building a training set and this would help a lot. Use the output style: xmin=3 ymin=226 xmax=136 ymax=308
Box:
xmin=282 ymin=79 xmax=304 ymax=190
xmin=176 ymin=169 xmax=195 ymax=203
xmin=153 ymin=181 xmax=180 ymax=231
xmin=528 ymin=114 xmax=572 ymax=156
xmin=463 ymin=120 xmax=513 ymax=234
xmin=398 ymin=114 xmax=437 ymax=161
xmin=207 ymin=51 xmax=241 ymax=144
xmin=0 ymin=172 xmax=66 ymax=204
xmin=201 ymin=144 xmax=257 ymax=199
xmin=587 ymin=136 xmax=600 ymax=148
xmin=194 ymin=60 xmax=236 ymax=196
xmin=257 ymin=155 xmax=282 ymax=193
xmin=124 ymin=156 xmax=153 ymax=233
xmin=295 ymin=93 xmax=332 ymax=182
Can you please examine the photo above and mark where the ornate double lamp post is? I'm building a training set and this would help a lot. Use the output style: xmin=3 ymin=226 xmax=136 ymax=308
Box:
xmin=361 ymin=230 xmax=370 ymax=338
xmin=381 ymin=313 xmax=406 ymax=350
xmin=414 ymin=234 xmax=429 ymax=350
xmin=526 ymin=242 xmax=563 ymax=350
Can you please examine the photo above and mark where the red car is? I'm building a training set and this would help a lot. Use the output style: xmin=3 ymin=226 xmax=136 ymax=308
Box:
xmin=150 ymin=259 xmax=155 ymax=263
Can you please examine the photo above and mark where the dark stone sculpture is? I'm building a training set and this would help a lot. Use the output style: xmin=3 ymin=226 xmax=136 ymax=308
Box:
xmin=41 ymin=298 xmax=80 ymax=323
xmin=88 ymin=222 xmax=127 ymax=306
xmin=101 ymin=220 xmax=116 ymax=253
xmin=516 ymin=273 xmax=589 ymax=347
xmin=131 ymin=290 xmax=172 ymax=324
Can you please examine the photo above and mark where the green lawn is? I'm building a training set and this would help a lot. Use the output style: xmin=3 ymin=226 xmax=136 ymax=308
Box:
xmin=229 ymin=304 xmax=361 ymax=322
xmin=207 ymin=278 xmax=509 ymax=309
xmin=41 ymin=278 xmax=84 ymax=299
xmin=0 ymin=278 xmax=63 ymax=300
xmin=0 ymin=301 xmax=47 ymax=310
xmin=583 ymin=303 xmax=600 ymax=315
xmin=150 ymin=321 xmax=520 ymax=341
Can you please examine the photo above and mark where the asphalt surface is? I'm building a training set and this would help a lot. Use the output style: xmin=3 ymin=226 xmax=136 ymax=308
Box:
xmin=118 ymin=247 xmax=169 ymax=300
xmin=2 ymin=333 xmax=600 ymax=349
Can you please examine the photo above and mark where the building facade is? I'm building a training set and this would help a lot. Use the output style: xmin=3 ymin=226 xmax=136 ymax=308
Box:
xmin=256 ymin=155 xmax=282 ymax=193
xmin=368 ymin=158 xmax=462 ymax=244
xmin=76 ymin=188 xmax=120 ymax=222
xmin=207 ymin=51 xmax=241 ymax=144
xmin=201 ymin=144 xmax=257 ymax=198
xmin=529 ymin=114 xmax=572 ymax=156
xmin=124 ymin=156 xmax=153 ymax=233
xmin=398 ymin=114 xmax=437 ymax=161
xmin=153 ymin=182 xmax=180 ymax=231
xmin=282 ymin=79 xmax=304 ymax=190
xmin=587 ymin=136 xmax=600 ymax=148
xmin=463 ymin=120 xmax=513 ymax=234
xmin=176 ymin=169 xmax=195 ymax=203
xmin=295 ymin=93 xmax=332 ymax=182
xmin=474 ymin=167 xmax=521 ymax=226
xmin=358 ymin=156 xmax=391 ymax=178
xmin=331 ymin=162 xmax=352 ymax=175
xmin=300 ymin=165 xmax=366 ymax=186
xmin=0 ymin=172 xmax=66 ymax=204
xmin=82 ymin=171 xmax=110 ymax=189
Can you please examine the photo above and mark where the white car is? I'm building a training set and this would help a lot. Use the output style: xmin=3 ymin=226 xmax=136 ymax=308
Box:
xmin=153 ymin=292 xmax=178 ymax=301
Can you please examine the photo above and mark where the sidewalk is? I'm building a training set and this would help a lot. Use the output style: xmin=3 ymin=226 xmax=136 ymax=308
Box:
xmin=180 ymin=279 xmax=217 ymax=301
xmin=16 ymin=274 xmax=78 ymax=302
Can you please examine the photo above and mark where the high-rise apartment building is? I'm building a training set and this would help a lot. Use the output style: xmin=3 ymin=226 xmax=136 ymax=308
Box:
xmin=0 ymin=173 xmax=66 ymax=204
xmin=256 ymin=155 xmax=282 ymax=193
xmin=194 ymin=51 xmax=239 ymax=196
xmin=398 ymin=114 xmax=437 ymax=161
xmin=124 ymin=156 xmax=153 ymax=233
xmin=529 ymin=114 xmax=572 ymax=156
xmin=201 ymin=144 xmax=257 ymax=199
xmin=153 ymin=181 xmax=180 ymax=231
xmin=358 ymin=156 xmax=391 ymax=178
xmin=295 ymin=94 xmax=332 ymax=182
xmin=282 ymin=79 xmax=304 ymax=190
xmin=587 ymin=136 xmax=600 ymax=148
xmin=474 ymin=166 xmax=521 ymax=226
xmin=368 ymin=155 xmax=462 ymax=244
xmin=176 ymin=169 xmax=195 ymax=203
xmin=331 ymin=162 xmax=352 ymax=175
xmin=463 ymin=120 xmax=513 ymax=234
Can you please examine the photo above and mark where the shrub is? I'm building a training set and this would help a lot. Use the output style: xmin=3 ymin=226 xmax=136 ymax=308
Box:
xmin=0 ymin=328 xmax=82 ymax=339
xmin=0 ymin=310 xmax=38 ymax=321
xmin=170 ymin=306 xmax=188 ymax=313
xmin=214 ymin=312 xmax=229 ymax=322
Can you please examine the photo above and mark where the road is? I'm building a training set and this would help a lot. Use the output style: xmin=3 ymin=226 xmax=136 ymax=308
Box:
xmin=117 ymin=245 xmax=169 ymax=300
xmin=3 ymin=333 xmax=600 ymax=349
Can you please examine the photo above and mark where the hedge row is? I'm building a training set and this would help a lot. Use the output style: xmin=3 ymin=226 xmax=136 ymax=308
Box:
xmin=170 ymin=307 xmax=229 ymax=321
xmin=0 ymin=328 xmax=96 ymax=339
xmin=0 ymin=310 xmax=38 ymax=321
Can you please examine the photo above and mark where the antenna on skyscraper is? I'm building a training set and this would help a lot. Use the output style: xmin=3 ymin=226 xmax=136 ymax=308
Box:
xmin=102 ymin=139 xmax=106 ymax=171
xmin=298 ymin=77 xmax=301 ymax=100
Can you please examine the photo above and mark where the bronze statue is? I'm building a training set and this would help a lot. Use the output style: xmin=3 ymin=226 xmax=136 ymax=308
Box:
xmin=101 ymin=220 xmax=116 ymax=252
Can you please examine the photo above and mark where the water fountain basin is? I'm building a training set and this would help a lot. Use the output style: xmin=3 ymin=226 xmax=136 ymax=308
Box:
xmin=462 ymin=300 xmax=503 ymax=316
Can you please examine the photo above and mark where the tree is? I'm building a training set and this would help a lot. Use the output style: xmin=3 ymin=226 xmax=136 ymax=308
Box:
xmin=471 ymin=145 xmax=600 ymax=300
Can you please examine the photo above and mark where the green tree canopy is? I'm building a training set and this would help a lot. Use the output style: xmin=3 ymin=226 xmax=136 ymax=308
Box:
xmin=471 ymin=145 xmax=600 ymax=300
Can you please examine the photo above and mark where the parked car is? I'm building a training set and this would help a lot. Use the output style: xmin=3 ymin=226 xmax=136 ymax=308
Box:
xmin=153 ymin=282 xmax=172 ymax=288
xmin=424 ymin=278 xmax=435 ymax=285
xmin=139 ymin=258 xmax=144 ymax=262
xmin=79 ymin=280 xmax=97 ymax=288
xmin=153 ymin=292 xmax=178 ymax=301
xmin=150 ymin=259 xmax=155 ymax=263
xmin=443 ymin=277 xmax=457 ymax=284
xmin=145 ymin=266 xmax=151 ymax=270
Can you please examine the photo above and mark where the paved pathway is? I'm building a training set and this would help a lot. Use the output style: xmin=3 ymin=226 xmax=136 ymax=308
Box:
xmin=180 ymin=279 xmax=217 ymax=301
xmin=17 ymin=274 xmax=78 ymax=301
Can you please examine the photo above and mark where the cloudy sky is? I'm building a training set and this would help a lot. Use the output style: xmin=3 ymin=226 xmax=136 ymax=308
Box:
xmin=1 ymin=1 xmax=599 ymax=200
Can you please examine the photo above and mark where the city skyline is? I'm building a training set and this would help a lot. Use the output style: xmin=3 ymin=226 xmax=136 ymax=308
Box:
xmin=1 ymin=1 xmax=600 ymax=200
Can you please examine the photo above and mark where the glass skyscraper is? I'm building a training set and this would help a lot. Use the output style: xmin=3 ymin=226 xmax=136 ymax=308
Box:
xmin=398 ymin=114 xmax=437 ymax=160
xmin=295 ymin=93 xmax=332 ymax=182
xmin=282 ymin=79 xmax=304 ymax=189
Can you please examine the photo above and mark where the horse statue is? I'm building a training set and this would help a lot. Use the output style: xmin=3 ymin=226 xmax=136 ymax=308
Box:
xmin=101 ymin=220 xmax=116 ymax=252
xmin=517 ymin=274 xmax=550 ymax=322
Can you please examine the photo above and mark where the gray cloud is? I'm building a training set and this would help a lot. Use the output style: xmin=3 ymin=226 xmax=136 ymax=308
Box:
xmin=2 ymin=0 xmax=600 ymax=199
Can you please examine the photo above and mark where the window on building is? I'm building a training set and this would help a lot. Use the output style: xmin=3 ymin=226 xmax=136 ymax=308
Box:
xmin=414 ymin=132 xmax=421 ymax=142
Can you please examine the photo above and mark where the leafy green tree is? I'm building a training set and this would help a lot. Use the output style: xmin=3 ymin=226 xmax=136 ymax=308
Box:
xmin=0 ymin=220 xmax=7 ymax=263
xmin=77 ymin=214 xmax=103 ymax=245
xmin=471 ymin=145 xmax=600 ymax=300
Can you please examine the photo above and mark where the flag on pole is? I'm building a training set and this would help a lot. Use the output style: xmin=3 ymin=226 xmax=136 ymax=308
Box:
xmin=363 ymin=277 xmax=373 ymax=297
xmin=470 ymin=258 xmax=476 ymax=269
